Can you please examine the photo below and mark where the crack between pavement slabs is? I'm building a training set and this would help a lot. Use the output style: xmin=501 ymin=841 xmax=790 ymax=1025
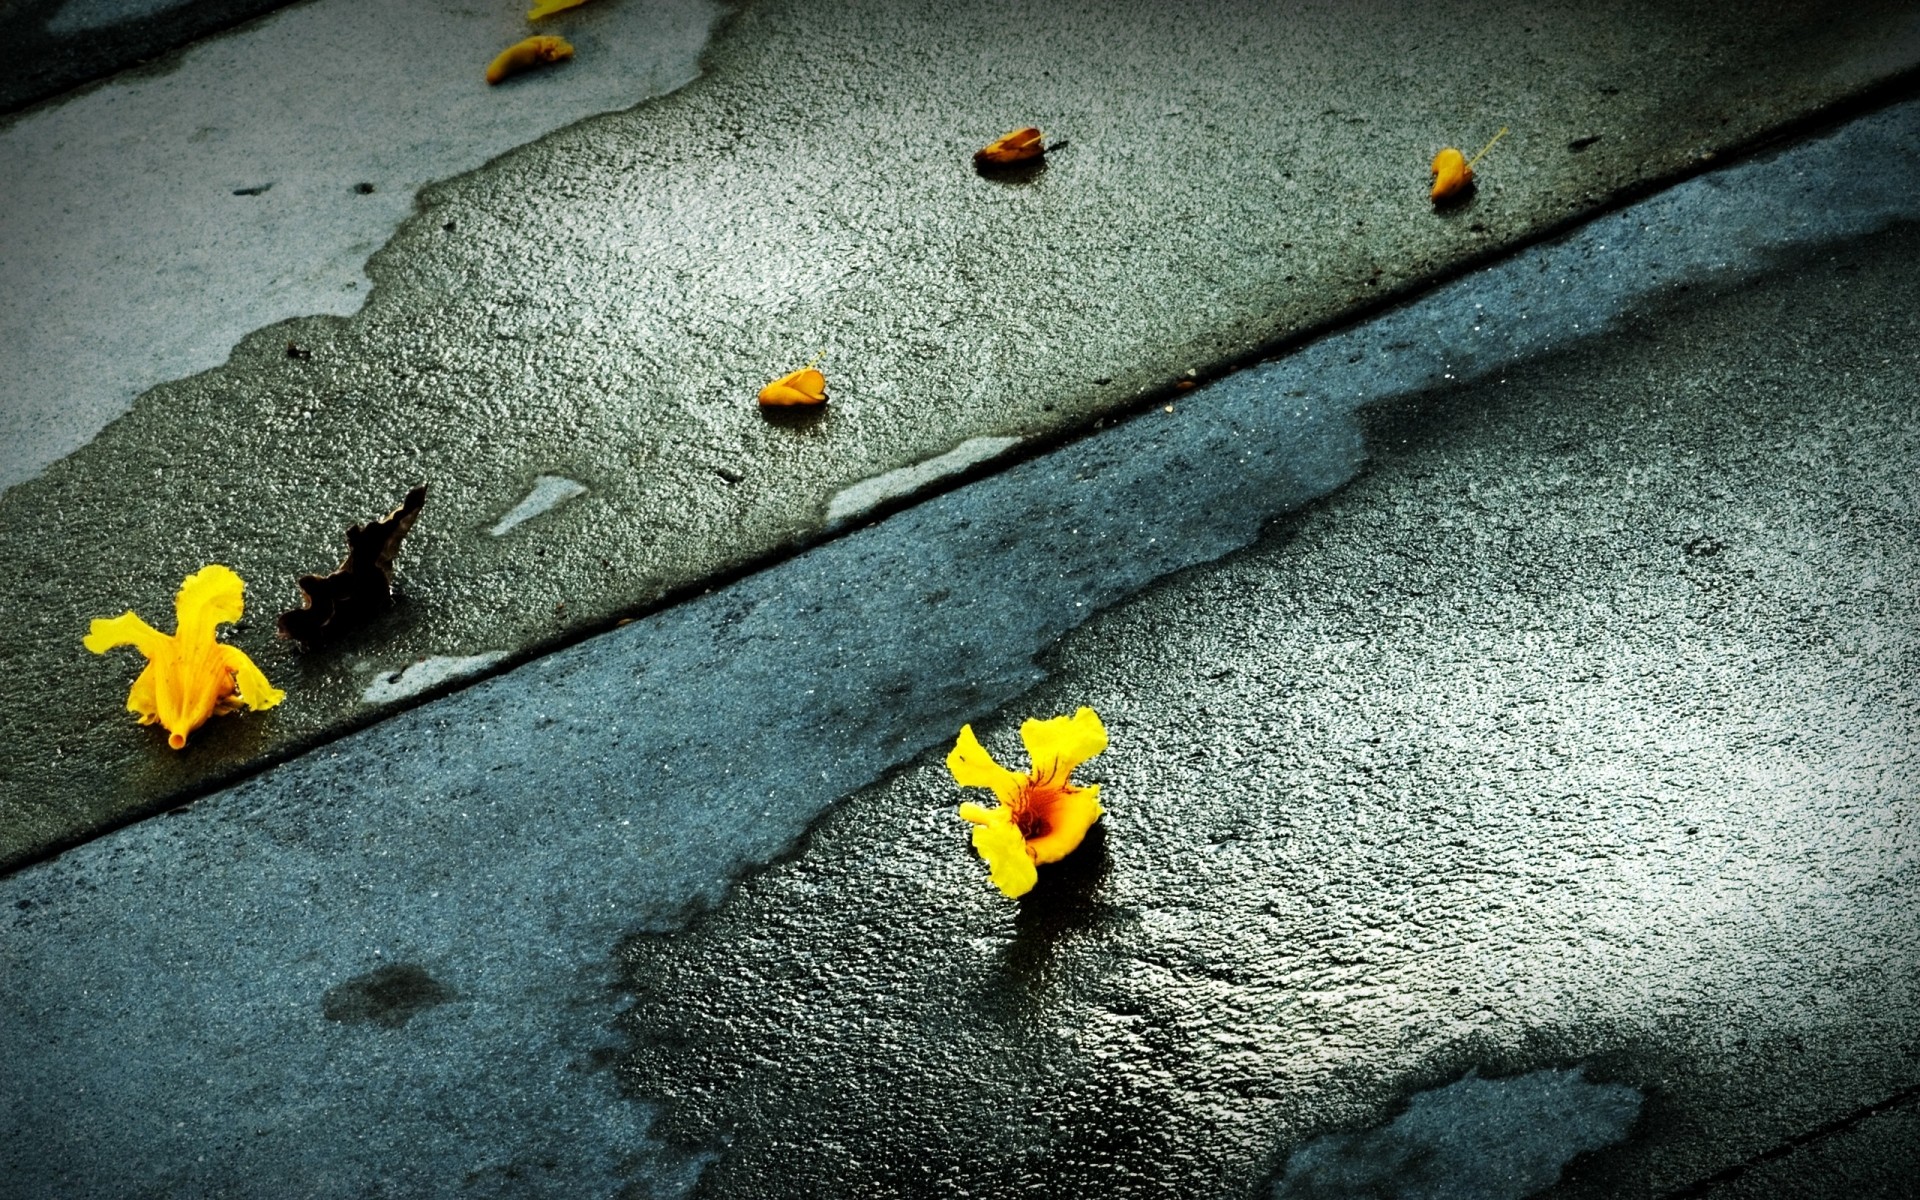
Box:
xmin=1662 ymin=1082 xmax=1920 ymax=1198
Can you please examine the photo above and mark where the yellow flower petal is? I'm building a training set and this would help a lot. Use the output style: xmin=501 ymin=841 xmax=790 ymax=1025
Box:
xmin=219 ymin=644 xmax=286 ymax=712
xmin=757 ymin=367 xmax=827 ymax=408
xmin=957 ymin=800 xmax=999 ymax=826
xmin=486 ymin=35 xmax=574 ymax=85
xmin=83 ymin=611 xmax=170 ymax=658
xmin=1019 ymin=706 xmax=1107 ymax=780
xmin=947 ymin=724 xmax=1024 ymax=806
xmin=1431 ymin=127 xmax=1507 ymax=205
xmin=173 ymin=564 xmax=246 ymax=648
xmin=1429 ymin=147 xmax=1472 ymax=202
xmin=970 ymin=815 xmax=1038 ymax=898
xmin=151 ymin=648 xmax=231 ymax=749
xmin=527 ymin=0 xmax=590 ymax=17
xmin=974 ymin=127 xmax=1045 ymax=168
xmin=127 ymin=660 xmax=162 ymax=724
xmin=1024 ymin=783 xmax=1102 ymax=865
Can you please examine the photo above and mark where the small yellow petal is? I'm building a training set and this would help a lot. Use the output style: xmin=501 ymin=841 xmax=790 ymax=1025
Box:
xmin=487 ymin=35 xmax=574 ymax=85
xmin=947 ymin=724 xmax=1024 ymax=805
xmin=970 ymin=817 xmax=1038 ymax=898
xmin=958 ymin=800 xmax=1000 ymax=826
xmin=1024 ymin=784 xmax=1102 ymax=865
xmin=127 ymin=661 xmax=162 ymax=724
xmin=220 ymin=645 xmax=285 ymax=712
xmin=173 ymin=564 xmax=246 ymax=649
xmin=1019 ymin=706 xmax=1107 ymax=780
xmin=83 ymin=611 xmax=170 ymax=658
xmin=757 ymin=367 xmax=827 ymax=407
xmin=527 ymin=0 xmax=590 ymax=17
xmin=974 ymin=127 xmax=1045 ymax=168
xmin=1430 ymin=147 xmax=1471 ymax=202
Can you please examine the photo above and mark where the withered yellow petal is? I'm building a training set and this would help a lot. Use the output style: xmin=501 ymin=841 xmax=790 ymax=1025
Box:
xmin=757 ymin=366 xmax=827 ymax=407
xmin=1430 ymin=147 xmax=1472 ymax=202
xmin=1024 ymin=783 xmax=1102 ymax=865
xmin=1019 ymin=706 xmax=1107 ymax=779
xmin=974 ymin=127 xmax=1045 ymax=168
xmin=487 ymin=35 xmax=575 ymax=85
xmin=84 ymin=611 xmax=170 ymax=658
xmin=1431 ymin=127 xmax=1507 ymax=205
xmin=528 ymin=0 xmax=591 ymax=17
xmin=173 ymin=564 xmax=246 ymax=648
xmin=219 ymin=644 xmax=286 ymax=712
xmin=971 ymin=814 xmax=1039 ymax=898
xmin=947 ymin=724 xmax=1024 ymax=806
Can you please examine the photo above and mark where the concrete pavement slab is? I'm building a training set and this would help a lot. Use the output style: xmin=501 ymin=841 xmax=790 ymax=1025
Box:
xmin=0 ymin=0 xmax=725 ymax=495
xmin=6 ymin=0 xmax=1920 ymax=867
xmin=4 ymin=106 xmax=1916 ymax=1195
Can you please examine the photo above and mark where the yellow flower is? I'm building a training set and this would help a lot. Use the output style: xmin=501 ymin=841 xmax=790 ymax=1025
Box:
xmin=947 ymin=707 xmax=1107 ymax=898
xmin=84 ymin=565 xmax=285 ymax=750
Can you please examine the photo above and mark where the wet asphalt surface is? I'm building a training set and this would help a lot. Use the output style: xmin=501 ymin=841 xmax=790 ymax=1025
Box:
xmin=7 ymin=0 xmax=1920 ymax=869
xmin=612 ymin=224 xmax=1920 ymax=1199
xmin=3 ymin=100 xmax=1917 ymax=1194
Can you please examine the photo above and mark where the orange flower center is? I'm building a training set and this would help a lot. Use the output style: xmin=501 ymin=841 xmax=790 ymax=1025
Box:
xmin=1013 ymin=768 xmax=1074 ymax=840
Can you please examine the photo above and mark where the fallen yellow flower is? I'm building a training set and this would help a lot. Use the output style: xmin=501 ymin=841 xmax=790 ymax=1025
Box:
xmin=527 ymin=0 xmax=591 ymax=17
xmin=486 ymin=35 xmax=574 ymax=85
xmin=84 ymin=565 xmax=285 ymax=750
xmin=757 ymin=365 xmax=828 ymax=407
xmin=948 ymin=707 xmax=1107 ymax=898
xmin=1430 ymin=126 xmax=1508 ymax=205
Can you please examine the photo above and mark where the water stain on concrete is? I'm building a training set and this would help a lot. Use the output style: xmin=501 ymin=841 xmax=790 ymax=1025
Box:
xmin=321 ymin=963 xmax=455 ymax=1029
xmin=361 ymin=653 xmax=509 ymax=704
xmin=825 ymin=436 xmax=1023 ymax=525
xmin=491 ymin=475 xmax=589 ymax=536
xmin=1271 ymin=1069 xmax=1643 ymax=1200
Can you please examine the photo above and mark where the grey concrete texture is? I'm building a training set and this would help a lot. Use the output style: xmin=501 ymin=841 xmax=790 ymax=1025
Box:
xmin=612 ymin=224 xmax=1920 ymax=1197
xmin=0 ymin=0 xmax=725 ymax=494
xmin=5 ymin=123 xmax=1916 ymax=1195
xmin=6 ymin=0 xmax=1920 ymax=868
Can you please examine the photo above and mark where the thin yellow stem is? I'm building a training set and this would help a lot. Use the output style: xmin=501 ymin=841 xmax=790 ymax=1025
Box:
xmin=1467 ymin=126 xmax=1510 ymax=169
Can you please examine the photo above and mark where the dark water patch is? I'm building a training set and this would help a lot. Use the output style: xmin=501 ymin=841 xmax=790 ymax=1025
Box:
xmin=1271 ymin=1069 xmax=1641 ymax=1200
xmin=321 ymin=963 xmax=455 ymax=1029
